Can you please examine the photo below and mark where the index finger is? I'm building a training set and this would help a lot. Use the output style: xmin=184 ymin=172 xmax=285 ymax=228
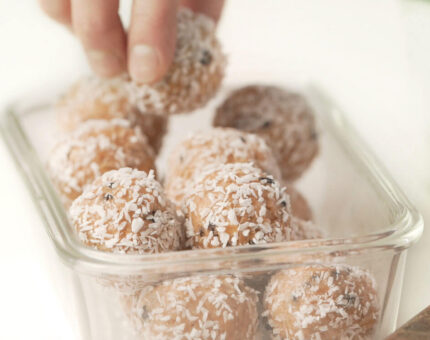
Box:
xmin=71 ymin=0 xmax=127 ymax=77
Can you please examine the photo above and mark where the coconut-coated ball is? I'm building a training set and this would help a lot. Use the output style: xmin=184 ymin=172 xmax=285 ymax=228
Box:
xmin=128 ymin=8 xmax=226 ymax=115
xmin=263 ymin=264 xmax=380 ymax=340
xmin=214 ymin=85 xmax=318 ymax=181
xmin=56 ymin=75 xmax=168 ymax=153
xmin=184 ymin=163 xmax=294 ymax=249
xmin=47 ymin=119 xmax=156 ymax=206
xmin=123 ymin=275 xmax=259 ymax=340
xmin=69 ymin=168 xmax=183 ymax=254
xmin=165 ymin=127 xmax=281 ymax=205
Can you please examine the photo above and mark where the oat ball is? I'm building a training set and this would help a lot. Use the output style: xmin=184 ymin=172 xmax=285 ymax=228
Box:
xmin=285 ymin=185 xmax=313 ymax=222
xmin=184 ymin=163 xmax=295 ymax=249
xmin=56 ymin=76 xmax=168 ymax=153
xmin=214 ymin=85 xmax=319 ymax=181
xmin=124 ymin=275 xmax=259 ymax=339
xmin=128 ymin=8 xmax=226 ymax=115
xmin=48 ymin=119 xmax=156 ymax=206
xmin=165 ymin=128 xmax=281 ymax=205
xmin=69 ymin=168 xmax=183 ymax=254
xmin=264 ymin=264 xmax=380 ymax=340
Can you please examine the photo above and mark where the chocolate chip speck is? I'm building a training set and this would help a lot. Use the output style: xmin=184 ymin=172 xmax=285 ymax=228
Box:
xmin=259 ymin=177 xmax=275 ymax=184
xmin=104 ymin=193 xmax=113 ymax=201
xmin=140 ymin=306 xmax=149 ymax=320
xmin=200 ymin=50 xmax=212 ymax=65
xmin=344 ymin=294 xmax=357 ymax=306
xmin=262 ymin=121 xmax=272 ymax=129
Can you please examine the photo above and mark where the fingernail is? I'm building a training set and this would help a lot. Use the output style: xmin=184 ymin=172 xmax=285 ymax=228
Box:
xmin=87 ymin=50 xmax=124 ymax=77
xmin=130 ymin=44 xmax=159 ymax=83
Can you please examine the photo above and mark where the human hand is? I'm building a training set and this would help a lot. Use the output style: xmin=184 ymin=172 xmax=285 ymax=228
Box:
xmin=38 ymin=0 xmax=224 ymax=83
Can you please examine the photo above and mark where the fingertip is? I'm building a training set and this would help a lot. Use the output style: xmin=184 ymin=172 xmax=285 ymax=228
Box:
xmin=128 ymin=0 xmax=178 ymax=84
xmin=129 ymin=44 xmax=162 ymax=83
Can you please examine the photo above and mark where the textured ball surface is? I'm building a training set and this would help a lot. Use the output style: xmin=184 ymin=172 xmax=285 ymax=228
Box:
xmin=56 ymin=76 xmax=168 ymax=153
xmin=184 ymin=163 xmax=295 ymax=249
xmin=264 ymin=264 xmax=380 ymax=340
xmin=124 ymin=275 xmax=259 ymax=340
xmin=165 ymin=128 xmax=281 ymax=205
xmin=69 ymin=168 xmax=183 ymax=254
xmin=128 ymin=8 xmax=226 ymax=115
xmin=214 ymin=85 xmax=318 ymax=180
xmin=48 ymin=119 xmax=156 ymax=206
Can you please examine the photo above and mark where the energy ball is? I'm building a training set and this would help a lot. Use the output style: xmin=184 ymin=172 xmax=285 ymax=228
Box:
xmin=285 ymin=185 xmax=313 ymax=221
xmin=57 ymin=75 xmax=168 ymax=153
xmin=214 ymin=85 xmax=319 ymax=181
xmin=184 ymin=163 xmax=294 ymax=249
xmin=124 ymin=275 xmax=259 ymax=339
xmin=48 ymin=119 xmax=156 ymax=206
xmin=263 ymin=264 xmax=380 ymax=340
xmin=165 ymin=127 xmax=281 ymax=205
xmin=69 ymin=168 xmax=183 ymax=254
xmin=128 ymin=8 xmax=226 ymax=115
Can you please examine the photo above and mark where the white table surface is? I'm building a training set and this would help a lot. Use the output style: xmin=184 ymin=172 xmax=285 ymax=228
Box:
xmin=1 ymin=1 xmax=429 ymax=339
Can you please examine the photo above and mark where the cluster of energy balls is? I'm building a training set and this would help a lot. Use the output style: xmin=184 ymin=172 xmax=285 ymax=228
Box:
xmin=47 ymin=7 xmax=380 ymax=340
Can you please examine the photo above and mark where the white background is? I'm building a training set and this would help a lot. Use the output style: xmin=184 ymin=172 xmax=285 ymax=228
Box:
xmin=1 ymin=1 xmax=430 ymax=339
